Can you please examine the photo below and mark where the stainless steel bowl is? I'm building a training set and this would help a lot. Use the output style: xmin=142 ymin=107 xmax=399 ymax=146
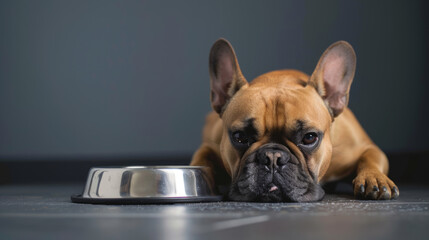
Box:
xmin=71 ymin=166 xmax=222 ymax=204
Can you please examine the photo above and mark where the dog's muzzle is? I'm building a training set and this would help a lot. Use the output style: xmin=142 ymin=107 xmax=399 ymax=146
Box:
xmin=228 ymin=143 xmax=324 ymax=202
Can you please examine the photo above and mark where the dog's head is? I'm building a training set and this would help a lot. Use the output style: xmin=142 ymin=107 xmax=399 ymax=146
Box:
xmin=209 ymin=39 xmax=356 ymax=202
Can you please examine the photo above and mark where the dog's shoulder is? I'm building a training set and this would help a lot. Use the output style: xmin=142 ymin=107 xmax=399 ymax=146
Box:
xmin=202 ymin=111 xmax=223 ymax=144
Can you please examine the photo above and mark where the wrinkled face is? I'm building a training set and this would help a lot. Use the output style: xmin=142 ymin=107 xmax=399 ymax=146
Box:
xmin=220 ymin=77 xmax=332 ymax=202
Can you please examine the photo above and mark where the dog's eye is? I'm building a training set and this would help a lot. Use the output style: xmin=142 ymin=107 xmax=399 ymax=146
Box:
xmin=302 ymin=132 xmax=318 ymax=145
xmin=232 ymin=131 xmax=249 ymax=145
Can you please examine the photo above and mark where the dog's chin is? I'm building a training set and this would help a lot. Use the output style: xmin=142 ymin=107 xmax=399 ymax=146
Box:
xmin=228 ymin=178 xmax=324 ymax=203
xmin=228 ymin=157 xmax=325 ymax=202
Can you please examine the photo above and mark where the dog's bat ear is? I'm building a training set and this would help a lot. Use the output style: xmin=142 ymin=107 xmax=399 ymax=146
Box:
xmin=209 ymin=38 xmax=248 ymax=115
xmin=309 ymin=41 xmax=356 ymax=118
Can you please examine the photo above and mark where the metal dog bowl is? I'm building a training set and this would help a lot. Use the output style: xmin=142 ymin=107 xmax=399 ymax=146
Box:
xmin=71 ymin=166 xmax=223 ymax=204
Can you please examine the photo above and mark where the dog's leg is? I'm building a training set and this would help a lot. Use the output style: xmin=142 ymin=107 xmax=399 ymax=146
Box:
xmin=191 ymin=144 xmax=230 ymax=189
xmin=352 ymin=146 xmax=399 ymax=200
xmin=191 ymin=144 xmax=216 ymax=186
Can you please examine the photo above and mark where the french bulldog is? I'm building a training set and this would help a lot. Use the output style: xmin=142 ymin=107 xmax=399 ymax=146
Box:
xmin=191 ymin=39 xmax=399 ymax=202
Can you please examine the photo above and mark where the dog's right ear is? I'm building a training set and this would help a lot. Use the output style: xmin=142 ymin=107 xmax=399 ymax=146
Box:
xmin=309 ymin=41 xmax=356 ymax=118
xmin=209 ymin=38 xmax=248 ymax=115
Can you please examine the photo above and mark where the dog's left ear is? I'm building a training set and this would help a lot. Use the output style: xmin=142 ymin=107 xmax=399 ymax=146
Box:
xmin=309 ymin=41 xmax=356 ymax=117
xmin=209 ymin=39 xmax=248 ymax=115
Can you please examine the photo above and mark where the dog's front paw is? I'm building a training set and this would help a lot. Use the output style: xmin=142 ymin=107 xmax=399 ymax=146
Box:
xmin=352 ymin=170 xmax=399 ymax=200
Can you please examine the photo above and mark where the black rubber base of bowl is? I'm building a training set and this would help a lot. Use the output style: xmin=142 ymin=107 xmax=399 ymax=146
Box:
xmin=70 ymin=194 xmax=223 ymax=204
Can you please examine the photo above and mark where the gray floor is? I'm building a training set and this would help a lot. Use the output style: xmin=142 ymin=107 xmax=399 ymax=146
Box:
xmin=1 ymin=184 xmax=429 ymax=240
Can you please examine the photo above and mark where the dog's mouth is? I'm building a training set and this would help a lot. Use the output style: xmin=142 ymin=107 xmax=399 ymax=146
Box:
xmin=228 ymin=147 xmax=325 ymax=202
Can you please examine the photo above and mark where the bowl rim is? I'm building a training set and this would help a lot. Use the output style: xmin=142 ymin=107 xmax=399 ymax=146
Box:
xmin=71 ymin=194 xmax=223 ymax=204
xmin=89 ymin=165 xmax=209 ymax=170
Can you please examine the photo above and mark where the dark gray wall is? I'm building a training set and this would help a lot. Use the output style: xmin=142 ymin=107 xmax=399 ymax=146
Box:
xmin=0 ymin=0 xmax=427 ymax=160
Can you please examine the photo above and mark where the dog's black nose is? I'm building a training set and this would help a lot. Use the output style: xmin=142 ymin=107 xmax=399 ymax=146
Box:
xmin=259 ymin=149 xmax=289 ymax=171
